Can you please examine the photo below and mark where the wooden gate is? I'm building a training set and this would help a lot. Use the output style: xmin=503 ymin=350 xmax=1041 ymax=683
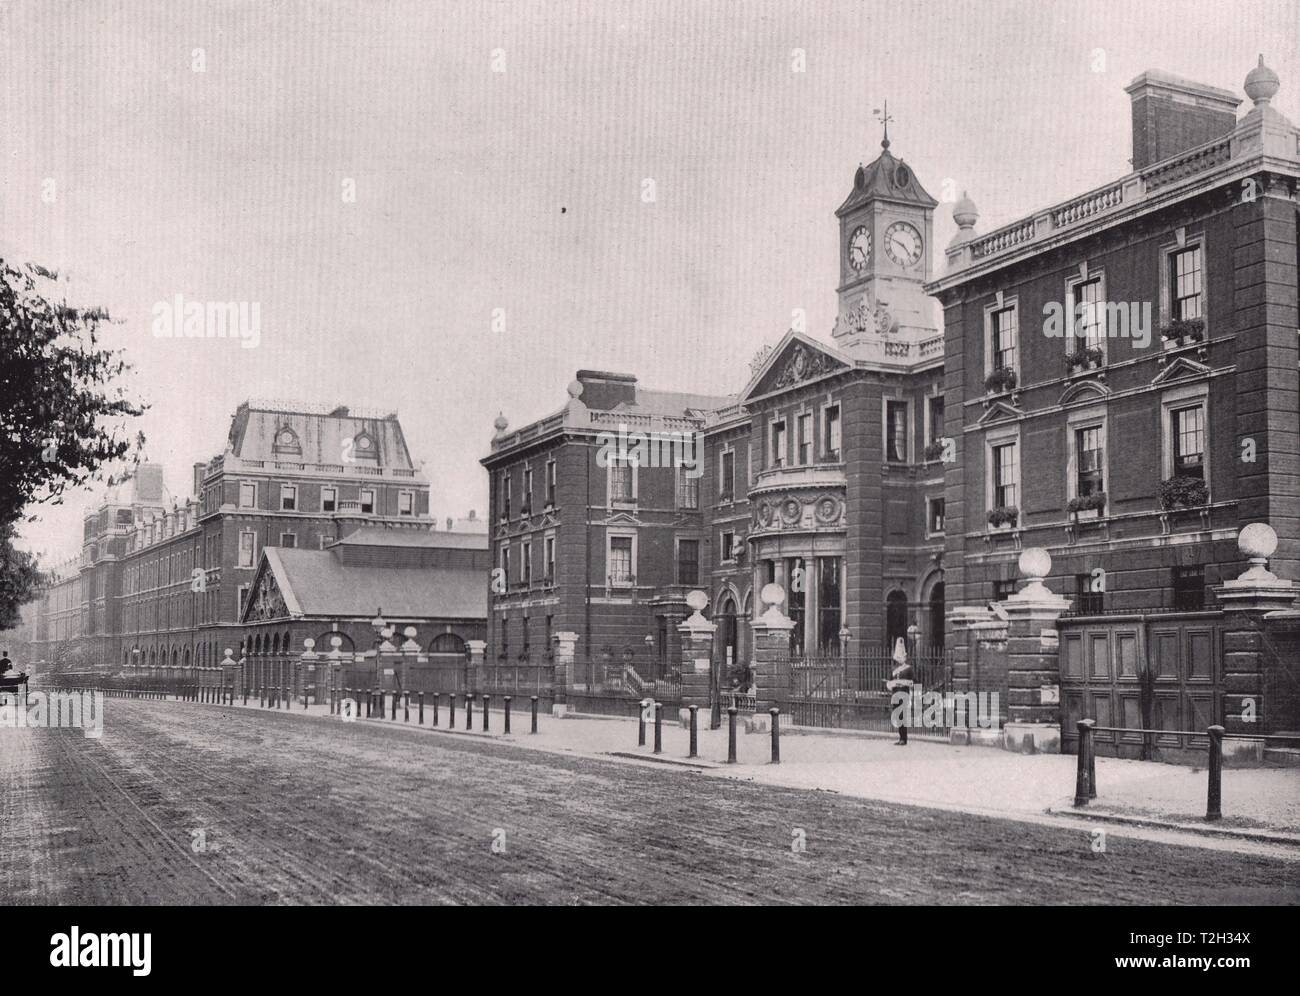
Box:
xmin=1059 ymin=613 xmax=1223 ymax=759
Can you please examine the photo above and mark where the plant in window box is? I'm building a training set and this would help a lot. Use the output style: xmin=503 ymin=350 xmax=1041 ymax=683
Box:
xmin=1158 ymin=475 xmax=1209 ymax=510
xmin=1064 ymin=346 xmax=1103 ymax=372
xmin=1159 ymin=318 xmax=1205 ymax=346
xmin=987 ymin=505 xmax=1019 ymax=529
xmin=984 ymin=367 xmax=1017 ymax=394
xmin=923 ymin=439 xmax=946 ymax=462
xmin=1066 ymin=491 xmax=1107 ymax=517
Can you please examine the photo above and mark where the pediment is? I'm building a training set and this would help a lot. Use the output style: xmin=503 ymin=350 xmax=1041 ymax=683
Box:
xmin=974 ymin=400 xmax=1023 ymax=427
xmin=1151 ymin=355 xmax=1211 ymax=387
xmin=240 ymin=550 xmax=298 ymax=624
xmin=602 ymin=511 xmax=642 ymax=527
xmin=742 ymin=331 xmax=853 ymax=402
xmin=1058 ymin=379 xmax=1111 ymax=406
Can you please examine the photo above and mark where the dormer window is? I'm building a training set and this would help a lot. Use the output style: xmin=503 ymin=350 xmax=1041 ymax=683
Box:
xmin=273 ymin=426 xmax=301 ymax=454
xmin=351 ymin=432 xmax=378 ymax=460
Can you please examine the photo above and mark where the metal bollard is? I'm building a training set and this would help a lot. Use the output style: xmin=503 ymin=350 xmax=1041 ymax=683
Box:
xmin=465 ymin=694 xmax=473 ymax=730
xmin=483 ymin=695 xmax=490 ymax=732
xmin=1206 ymin=725 xmax=1225 ymax=821
xmin=638 ymin=699 xmax=648 ymax=747
xmin=432 ymin=691 xmax=439 ymax=726
xmin=1088 ymin=727 xmax=1097 ymax=800
xmin=727 ymin=706 xmax=738 ymax=764
xmin=418 ymin=692 xmax=424 ymax=725
xmin=448 ymin=693 xmax=455 ymax=728
xmin=770 ymin=707 xmax=781 ymax=764
xmin=504 ymin=696 xmax=511 ymax=734
xmin=404 ymin=692 xmax=409 ymax=723
xmin=653 ymin=701 xmax=663 ymax=754
xmin=688 ymin=705 xmax=698 ymax=758
xmin=391 ymin=690 xmax=397 ymax=720
xmin=530 ymin=695 xmax=538 ymax=734
xmin=1073 ymin=719 xmax=1095 ymax=807
xmin=243 ymin=686 xmax=248 ymax=706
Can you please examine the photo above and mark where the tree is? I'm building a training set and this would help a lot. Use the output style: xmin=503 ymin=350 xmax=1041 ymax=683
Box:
xmin=0 ymin=524 xmax=41 ymax=630
xmin=0 ymin=257 xmax=146 ymax=625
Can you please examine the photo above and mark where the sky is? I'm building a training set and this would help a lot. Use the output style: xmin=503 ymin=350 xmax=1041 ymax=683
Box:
xmin=2 ymin=0 xmax=1296 ymax=564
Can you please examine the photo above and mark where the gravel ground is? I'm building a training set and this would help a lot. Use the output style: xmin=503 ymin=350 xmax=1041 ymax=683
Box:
xmin=1 ymin=698 xmax=1297 ymax=905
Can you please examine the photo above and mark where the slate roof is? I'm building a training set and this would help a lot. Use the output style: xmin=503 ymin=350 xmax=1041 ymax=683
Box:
xmin=258 ymin=547 xmax=485 ymax=620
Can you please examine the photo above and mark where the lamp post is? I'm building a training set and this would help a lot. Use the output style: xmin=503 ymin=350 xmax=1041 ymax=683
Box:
xmin=132 ymin=646 xmax=140 ymax=679
xmin=371 ymin=608 xmax=386 ymax=694
xmin=643 ymin=633 xmax=655 ymax=679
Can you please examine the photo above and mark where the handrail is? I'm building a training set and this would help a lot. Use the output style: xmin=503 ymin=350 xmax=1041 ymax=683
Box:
xmin=1086 ymin=724 xmax=1300 ymax=743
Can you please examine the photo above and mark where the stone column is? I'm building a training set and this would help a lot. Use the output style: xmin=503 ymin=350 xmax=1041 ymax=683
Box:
xmin=465 ymin=639 xmax=486 ymax=696
xmin=400 ymin=626 xmax=421 ymax=693
xmin=677 ymin=590 xmax=716 ymax=723
xmin=998 ymin=548 xmax=1071 ymax=753
xmin=299 ymin=640 xmax=317 ymax=704
xmin=750 ymin=583 xmax=796 ymax=724
xmin=1213 ymin=524 xmax=1300 ymax=760
xmin=551 ymin=631 xmax=578 ymax=715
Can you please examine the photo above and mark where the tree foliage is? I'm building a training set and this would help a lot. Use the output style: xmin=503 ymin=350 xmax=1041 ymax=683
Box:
xmin=0 ymin=257 xmax=147 ymax=628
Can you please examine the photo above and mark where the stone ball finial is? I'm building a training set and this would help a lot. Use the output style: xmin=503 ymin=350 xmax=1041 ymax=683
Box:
xmin=493 ymin=412 xmax=509 ymax=433
xmin=403 ymin=625 xmax=417 ymax=639
xmin=953 ymin=191 xmax=979 ymax=229
xmin=330 ymin=635 xmax=343 ymax=648
xmin=760 ymin=582 xmax=786 ymax=608
xmin=686 ymin=589 xmax=709 ymax=612
xmin=1238 ymin=522 xmax=1278 ymax=560
xmin=567 ymin=379 xmax=584 ymax=400
xmin=1018 ymin=547 xmax=1051 ymax=582
xmin=1245 ymin=54 xmax=1280 ymax=105
xmin=303 ymin=637 xmax=316 ymax=650
xmin=223 ymin=647 xmax=233 ymax=657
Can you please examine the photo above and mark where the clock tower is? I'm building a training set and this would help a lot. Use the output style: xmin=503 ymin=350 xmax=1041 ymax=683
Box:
xmin=832 ymin=128 xmax=939 ymax=353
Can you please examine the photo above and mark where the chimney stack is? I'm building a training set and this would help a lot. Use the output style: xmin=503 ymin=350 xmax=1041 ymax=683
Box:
xmin=1125 ymin=70 xmax=1240 ymax=171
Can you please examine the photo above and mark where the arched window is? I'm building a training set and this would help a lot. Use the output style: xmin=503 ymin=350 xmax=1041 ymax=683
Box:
xmin=429 ymin=633 xmax=466 ymax=655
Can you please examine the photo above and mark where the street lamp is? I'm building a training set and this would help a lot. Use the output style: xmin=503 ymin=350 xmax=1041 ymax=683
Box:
xmin=132 ymin=646 xmax=140 ymax=678
xmin=643 ymin=633 xmax=655 ymax=677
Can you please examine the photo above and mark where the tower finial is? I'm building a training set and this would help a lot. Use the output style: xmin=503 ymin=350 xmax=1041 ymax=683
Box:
xmin=873 ymin=101 xmax=893 ymax=150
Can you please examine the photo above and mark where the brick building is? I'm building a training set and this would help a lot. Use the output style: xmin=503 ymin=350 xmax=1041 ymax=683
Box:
xmin=482 ymin=58 xmax=1300 ymax=746
xmin=18 ymin=400 xmax=483 ymax=677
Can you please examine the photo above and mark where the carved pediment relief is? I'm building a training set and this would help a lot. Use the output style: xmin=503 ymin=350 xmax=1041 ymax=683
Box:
xmin=753 ymin=493 xmax=846 ymax=533
xmin=974 ymin=400 xmax=1023 ymax=427
xmin=248 ymin=568 xmax=289 ymax=622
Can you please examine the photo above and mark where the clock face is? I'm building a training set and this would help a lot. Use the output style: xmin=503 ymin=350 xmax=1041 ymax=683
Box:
xmin=277 ymin=430 xmax=295 ymax=445
xmin=847 ymin=225 xmax=871 ymax=272
xmin=884 ymin=221 xmax=923 ymax=267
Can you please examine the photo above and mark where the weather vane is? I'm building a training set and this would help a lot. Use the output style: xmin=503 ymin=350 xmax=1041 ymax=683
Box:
xmin=873 ymin=101 xmax=893 ymax=150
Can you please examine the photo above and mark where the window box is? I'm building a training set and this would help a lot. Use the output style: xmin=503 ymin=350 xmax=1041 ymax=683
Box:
xmin=520 ymin=501 xmax=532 ymax=516
xmin=923 ymin=439 xmax=946 ymax=462
xmin=984 ymin=367 xmax=1017 ymax=394
xmin=1159 ymin=318 xmax=1205 ymax=347
xmin=1066 ymin=491 xmax=1107 ymax=516
xmin=1064 ymin=347 xmax=1104 ymax=373
xmin=987 ymin=505 xmax=1019 ymax=529
xmin=1159 ymin=475 xmax=1208 ymax=510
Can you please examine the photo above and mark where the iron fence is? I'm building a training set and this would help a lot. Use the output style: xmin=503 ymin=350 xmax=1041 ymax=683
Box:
xmin=777 ymin=650 xmax=956 ymax=737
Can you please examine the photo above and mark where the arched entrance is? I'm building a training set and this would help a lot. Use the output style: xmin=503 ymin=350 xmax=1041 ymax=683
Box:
xmin=885 ymin=590 xmax=909 ymax=653
xmin=927 ymin=582 xmax=946 ymax=651
xmin=717 ymin=596 xmax=738 ymax=678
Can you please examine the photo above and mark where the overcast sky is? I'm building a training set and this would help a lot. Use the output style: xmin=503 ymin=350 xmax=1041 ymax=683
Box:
xmin=3 ymin=0 xmax=1295 ymax=564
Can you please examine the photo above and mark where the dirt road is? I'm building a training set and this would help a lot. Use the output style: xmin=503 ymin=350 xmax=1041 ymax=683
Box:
xmin=2 ymin=699 xmax=1295 ymax=904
